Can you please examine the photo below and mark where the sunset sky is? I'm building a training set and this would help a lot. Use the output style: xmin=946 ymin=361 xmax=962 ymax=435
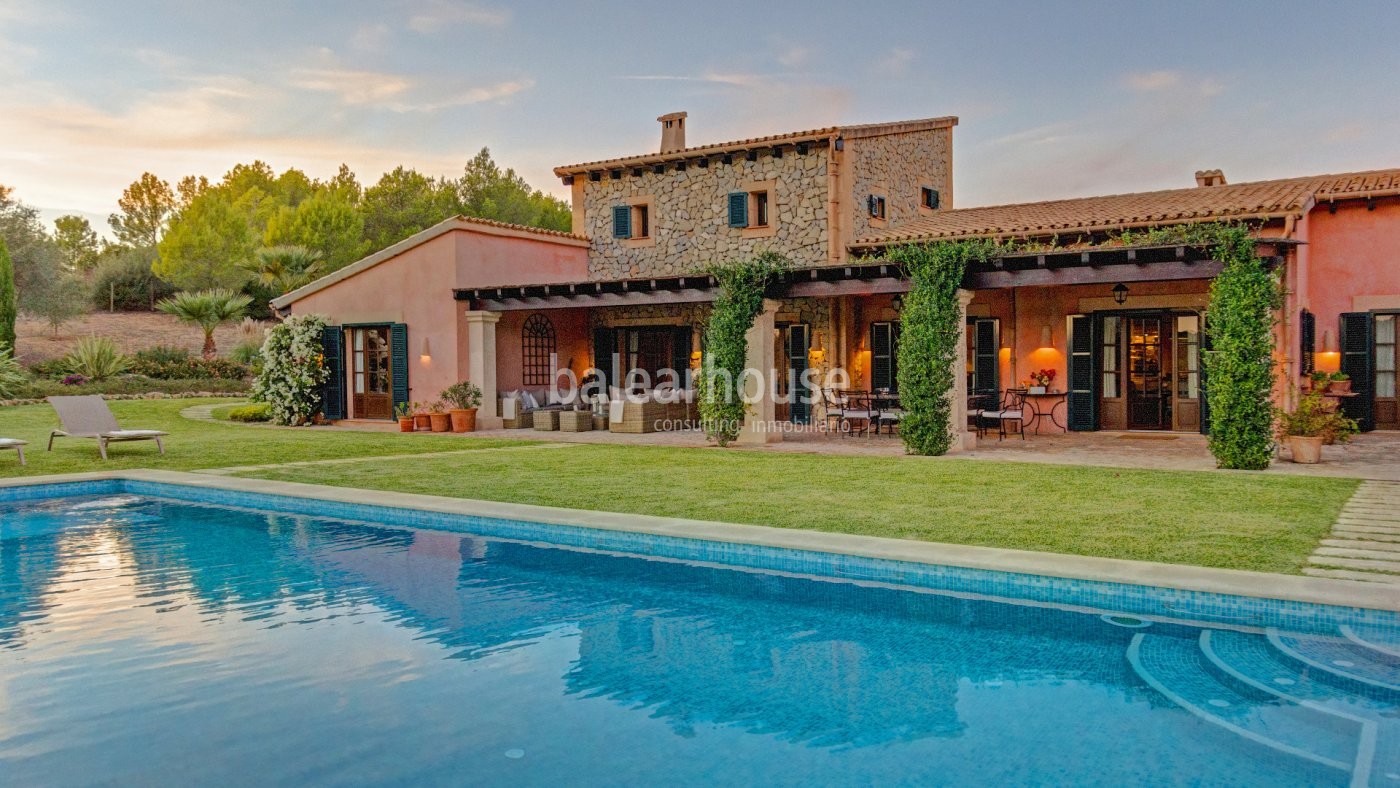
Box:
xmin=3 ymin=0 xmax=1398 ymax=235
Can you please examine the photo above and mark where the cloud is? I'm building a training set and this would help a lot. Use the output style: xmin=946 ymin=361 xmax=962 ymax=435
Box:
xmin=350 ymin=23 xmax=393 ymax=52
xmin=407 ymin=1 xmax=509 ymax=33
xmin=388 ymin=78 xmax=535 ymax=112
xmin=874 ymin=47 xmax=915 ymax=77
xmin=291 ymin=68 xmax=413 ymax=104
xmin=774 ymin=43 xmax=810 ymax=68
xmin=1123 ymin=70 xmax=1182 ymax=92
xmin=1123 ymin=70 xmax=1225 ymax=97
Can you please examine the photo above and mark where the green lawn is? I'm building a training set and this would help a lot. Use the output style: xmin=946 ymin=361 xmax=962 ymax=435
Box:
xmin=0 ymin=397 xmax=1358 ymax=575
xmin=241 ymin=444 xmax=1356 ymax=575
xmin=0 ymin=398 xmax=530 ymax=476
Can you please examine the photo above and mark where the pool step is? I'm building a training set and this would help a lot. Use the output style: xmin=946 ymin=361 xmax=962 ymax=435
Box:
xmin=1203 ymin=630 xmax=1398 ymax=786
xmin=1128 ymin=634 xmax=1361 ymax=775
xmin=1341 ymin=625 xmax=1400 ymax=660
xmin=1269 ymin=631 xmax=1400 ymax=693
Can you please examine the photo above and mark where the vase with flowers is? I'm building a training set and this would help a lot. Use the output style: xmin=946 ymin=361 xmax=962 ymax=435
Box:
xmin=1027 ymin=368 xmax=1056 ymax=395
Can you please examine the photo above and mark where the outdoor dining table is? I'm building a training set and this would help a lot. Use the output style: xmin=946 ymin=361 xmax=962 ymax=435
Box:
xmin=835 ymin=390 xmax=901 ymax=435
xmin=1022 ymin=390 xmax=1068 ymax=433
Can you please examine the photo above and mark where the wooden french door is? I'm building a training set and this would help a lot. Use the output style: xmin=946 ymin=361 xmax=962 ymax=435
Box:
xmin=349 ymin=326 xmax=393 ymax=419
xmin=1126 ymin=315 xmax=1172 ymax=430
xmin=774 ymin=324 xmax=810 ymax=423
xmin=1376 ymin=314 xmax=1398 ymax=429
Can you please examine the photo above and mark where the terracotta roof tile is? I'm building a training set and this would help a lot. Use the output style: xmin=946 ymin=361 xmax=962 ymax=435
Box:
xmin=553 ymin=116 xmax=957 ymax=175
xmin=852 ymin=167 xmax=1400 ymax=248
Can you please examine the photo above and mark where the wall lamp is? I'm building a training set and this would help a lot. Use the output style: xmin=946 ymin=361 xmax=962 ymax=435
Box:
xmin=1112 ymin=282 xmax=1129 ymax=305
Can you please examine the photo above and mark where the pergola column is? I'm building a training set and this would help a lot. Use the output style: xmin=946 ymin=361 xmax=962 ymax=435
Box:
xmin=952 ymin=289 xmax=976 ymax=451
xmin=737 ymin=299 xmax=782 ymax=445
xmin=465 ymin=310 xmax=502 ymax=430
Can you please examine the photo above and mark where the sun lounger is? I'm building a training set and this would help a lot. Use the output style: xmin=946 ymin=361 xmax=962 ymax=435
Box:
xmin=0 ymin=438 xmax=27 ymax=466
xmin=46 ymin=395 xmax=168 ymax=460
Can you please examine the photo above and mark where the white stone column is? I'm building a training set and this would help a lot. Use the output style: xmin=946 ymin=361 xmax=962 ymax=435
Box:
xmin=952 ymin=289 xmax=976 ymax=451
xmin=465 ymin=310 xmax=502 ymax=430
xmin=737 ymin=299 xmax=782 ymax=445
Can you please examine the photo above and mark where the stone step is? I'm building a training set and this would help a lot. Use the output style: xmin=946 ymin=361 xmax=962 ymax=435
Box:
xmin=1307 ymin=555 xmax=1400 ymax=573
xmin=1303 ymin=567 xmax=1400 ymax=584
xmin=1320 ymin=538 xmax=1400 ymax=552
xmin=1330 ymin=528 xmax=1400 ymax=543
xmin=1313 ymin=546 xmax=1400 ymax=561
xmin=1334 ymin=519 xmax=1400 ymax=531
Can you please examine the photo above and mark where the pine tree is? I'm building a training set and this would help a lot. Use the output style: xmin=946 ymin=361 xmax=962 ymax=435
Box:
xmin=0 ymin=236 xmax=16 ymax=351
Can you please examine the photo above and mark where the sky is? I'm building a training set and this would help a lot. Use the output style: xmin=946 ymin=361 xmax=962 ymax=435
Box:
xmin=3 ymin=0 xmax=1399 ymax=237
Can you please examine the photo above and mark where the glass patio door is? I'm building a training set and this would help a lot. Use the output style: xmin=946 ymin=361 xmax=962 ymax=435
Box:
xmin=350 ymin=326 xmax=393 ymax=419
xmin=1126 ymin=315 xmax=1171 ymax=430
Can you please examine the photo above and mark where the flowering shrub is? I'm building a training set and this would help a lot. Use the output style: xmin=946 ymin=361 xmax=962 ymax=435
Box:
xmin=61 ymin=374 xmax=88 ymax=386
xmin=252 ymin=314 xmax=329 ymax=426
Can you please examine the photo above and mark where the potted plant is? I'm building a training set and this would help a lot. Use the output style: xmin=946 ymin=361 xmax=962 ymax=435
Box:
xmin=427 ymin=400 xmax=451 ymax=432
xmin=394 ymin=401 xmax=416 ymax=432
xmin=1276 ymin=391 xmax=1358 ymax=463
xmin=1325 ymin=371 xmax=1352 ymax=395
xmin=441 ymin=381 xmax=483 ymax=433
xmin=1028 ymin=369 xmax=1056 ymax=395
xmin=412 ymin=401 xmax=431 ymax=432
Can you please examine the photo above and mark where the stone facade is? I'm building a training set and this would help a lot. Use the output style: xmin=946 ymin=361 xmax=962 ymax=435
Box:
xmin=582 ymin=148 xmax=830 ymax=280
xmin=846 ymin=127 xmax=953 ymax=241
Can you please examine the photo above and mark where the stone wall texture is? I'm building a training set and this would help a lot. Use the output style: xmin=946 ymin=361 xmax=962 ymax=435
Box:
xmin=582 ymin=148 xmax=830 ymax=280
xmin=847 ymin=127 xmax=953 ymax=241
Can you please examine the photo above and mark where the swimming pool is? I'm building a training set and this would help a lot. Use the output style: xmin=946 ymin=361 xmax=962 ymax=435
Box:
xmin=2 ymin=479 xmax=1397 ymax=786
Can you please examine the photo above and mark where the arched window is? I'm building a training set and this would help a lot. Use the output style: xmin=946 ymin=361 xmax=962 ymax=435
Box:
xmin=522 ymin=313 xmax=556 ymax=386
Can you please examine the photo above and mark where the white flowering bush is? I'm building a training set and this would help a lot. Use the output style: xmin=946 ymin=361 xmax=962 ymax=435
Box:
xmin=252 ymin=314 xmax=329 ymax=426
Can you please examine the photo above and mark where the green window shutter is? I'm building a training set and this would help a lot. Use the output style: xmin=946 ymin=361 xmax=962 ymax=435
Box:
xmin=670 ymin=326 xmax=693 ymax=389
xmin=1299 ymin=309 xmax=1316 ymax=376
xmin=320 ymin=325 xmax=345 ymax=420
xmin=871 ymin=321 xmax=894 ymax=391
xmin=611 ymin=205 xmax=630 ymax=238
xmin=593 ymin=327 xmax=617 ymax=385
xmin=1066 ymin=314 xmax=1096 ymax=431
xmin=972 ymin=318 xmax=999 ymax=394
xmin=390 ymin=323 xmax=410 ymax=414
xmin=727 ymin=192 xmax=748 ymax=228
xmin=1339 ymin=312 xmax=1374 ymax=431
xmin=786 ymin=324 xmax=811 ymax=423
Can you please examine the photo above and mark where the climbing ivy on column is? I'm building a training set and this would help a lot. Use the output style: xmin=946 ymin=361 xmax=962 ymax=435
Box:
xmin=1203 ymin=225 xmax=1282 ymax=469
xmin=0 ymin=237 xmax=15 ymax=352
xmin=886 ymin=240 xmax=997 ymax=455
xmin=698 ymin=251 xmax=789 ymax=446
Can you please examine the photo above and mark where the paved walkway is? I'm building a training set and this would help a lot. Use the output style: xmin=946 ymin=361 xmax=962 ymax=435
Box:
xmin=1305 ymin=480 xmax=1400 ymax=584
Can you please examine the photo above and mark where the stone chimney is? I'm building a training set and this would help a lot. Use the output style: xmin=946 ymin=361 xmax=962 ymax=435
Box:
xmin=658 ymin=112 xmax=687 ymax=153
xmin=1194 ymin=169 xmax=1227 ymax=187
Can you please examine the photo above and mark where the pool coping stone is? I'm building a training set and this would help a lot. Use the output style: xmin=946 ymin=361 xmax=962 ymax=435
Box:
xmin=3 ymin=469 xmax=1396 ymax=614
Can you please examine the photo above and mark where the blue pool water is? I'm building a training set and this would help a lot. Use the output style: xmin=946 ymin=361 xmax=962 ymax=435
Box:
xmin=2 ymin=484 xmax=1398 ymax=786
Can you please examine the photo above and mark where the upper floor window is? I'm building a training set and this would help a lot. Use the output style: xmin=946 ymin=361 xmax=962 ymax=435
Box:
xmin=728 ymin=189 xmax=771 ymax=229
xmin=921 ymin=187 xmax=940 ymax=210
xmin=611 ymin=203 xmax=650 ymax=240
xmin=867 ymin=195 xmax=887 ymax=220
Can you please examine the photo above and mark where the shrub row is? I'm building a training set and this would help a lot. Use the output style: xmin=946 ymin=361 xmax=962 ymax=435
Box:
xmin=1 ymin=376 xmax=250 ymax=403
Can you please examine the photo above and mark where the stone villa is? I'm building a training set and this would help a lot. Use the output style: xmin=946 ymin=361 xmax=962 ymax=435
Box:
xmin=272 ymin=112 xmax=1400 ymax=445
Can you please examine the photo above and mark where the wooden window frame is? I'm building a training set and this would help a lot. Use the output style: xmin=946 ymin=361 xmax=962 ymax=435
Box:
xmin=619 ymin=195 xmax=655 ymax=248
xmin=919 ymin=185 xmax=941 ymax=215
xmin=739 ymin=180 xmax=777 ymax=239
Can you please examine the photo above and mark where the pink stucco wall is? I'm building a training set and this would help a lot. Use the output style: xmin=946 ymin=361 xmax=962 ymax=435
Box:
xmin=1298 ymin=200 xmax=1400 ymax=372
xmin=286 ymin=226 xmax=589 ymax=415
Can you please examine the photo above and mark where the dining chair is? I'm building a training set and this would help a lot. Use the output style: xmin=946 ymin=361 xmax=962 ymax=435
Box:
xmin=979 ymin=389 xmax=1027 ymax=440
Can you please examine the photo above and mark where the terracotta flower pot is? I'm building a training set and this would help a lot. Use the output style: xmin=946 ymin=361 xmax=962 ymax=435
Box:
xmin=1287 ymin=435 xmax=1324 ymax=464
xmin=1327 ymin=379 xmax=1353 ymax=395
xmin=428 ymin=413 xmax=451 ymax=432
xmin=398 ymin=417 xmax=415 ymax=433
xmin=413 ymin=413 xmax=431 ymax=431
xmin=449 ymin=408 xmax=477 ymax=432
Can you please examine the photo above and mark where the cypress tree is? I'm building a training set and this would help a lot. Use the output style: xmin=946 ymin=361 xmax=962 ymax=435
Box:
xmin=0 ymin=237 xmax=16 ymax=351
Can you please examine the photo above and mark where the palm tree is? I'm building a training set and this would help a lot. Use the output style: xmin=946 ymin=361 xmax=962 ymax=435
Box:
xmin=156 ymin=289 xmax=253 ymax=359
xmin=241 ymin=245 xmax=325 ymax=294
